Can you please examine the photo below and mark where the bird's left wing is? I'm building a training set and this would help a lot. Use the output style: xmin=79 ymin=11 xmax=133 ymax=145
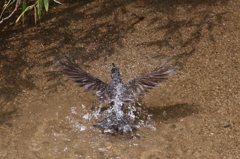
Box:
xmin=60 ymin=62 xmax=110 ymax=103
xmin=122 ymin=65 xmax=176 ymax=103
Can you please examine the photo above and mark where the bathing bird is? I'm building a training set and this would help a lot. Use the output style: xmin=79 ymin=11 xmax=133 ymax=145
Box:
xmin=61 ymin=62 xmax=176 ymax=132
xmin=60 ymin=62 xmax=176 ymax=109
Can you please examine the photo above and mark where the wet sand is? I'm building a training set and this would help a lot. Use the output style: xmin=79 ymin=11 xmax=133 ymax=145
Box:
xmin=0 ymin=0 xmax=240 ymax=158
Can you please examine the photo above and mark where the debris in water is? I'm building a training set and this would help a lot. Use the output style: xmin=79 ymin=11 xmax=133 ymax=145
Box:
xmin=131 ymin=16 xmax=145 ymax=26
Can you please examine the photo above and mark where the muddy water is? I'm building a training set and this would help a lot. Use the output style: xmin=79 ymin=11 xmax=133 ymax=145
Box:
xmin=1 ymin=0 xmax=240 ymax=158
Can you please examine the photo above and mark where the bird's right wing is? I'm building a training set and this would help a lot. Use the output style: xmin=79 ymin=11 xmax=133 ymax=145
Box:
xmin=60 ymin=62 xmax=110 ymax=103
xmin=122 ymin=65 xmax=176 ymax=103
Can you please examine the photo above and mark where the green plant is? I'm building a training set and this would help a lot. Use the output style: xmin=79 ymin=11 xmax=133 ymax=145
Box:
xmin=0 ymin=0 xmax=61 ymax=24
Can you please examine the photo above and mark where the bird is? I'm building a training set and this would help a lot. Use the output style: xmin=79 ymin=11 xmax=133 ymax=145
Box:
xmin=60 ymin=62 xmax=176 ymax=109
xmin=60 ymin=61 xmax=176 ymax=132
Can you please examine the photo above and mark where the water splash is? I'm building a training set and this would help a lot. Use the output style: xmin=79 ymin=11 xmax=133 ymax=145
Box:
xmin=68 ymin=101 xmax=156 ymax=133
xmin=61 ymin=62 xmax=175 ymax=133
xmin=92 ymin=82 xmax=137 ymax=133
xmin=65 ymin=98 xmax=156 ymax=133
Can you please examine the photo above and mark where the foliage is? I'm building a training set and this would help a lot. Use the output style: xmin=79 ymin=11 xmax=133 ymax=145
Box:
xmin=0 ymin=0 xmax=61 ymax=24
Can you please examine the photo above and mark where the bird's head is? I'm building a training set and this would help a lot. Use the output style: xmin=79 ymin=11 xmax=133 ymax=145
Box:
xmin=111 ymin=63 xmax=122 ymax=81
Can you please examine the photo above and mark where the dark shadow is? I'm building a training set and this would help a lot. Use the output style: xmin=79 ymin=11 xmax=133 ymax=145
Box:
xmin=0 ymin=0 xmax=230 ymax=104
xmin=0 ymin=108 xmax=17 ymax=125
xmin=138 ymin=0 xmax=229 ymax=54
xmin=0 ymin=52 xmax=36 ymax=102
xmin=135 ymin=0 xmax=230 ymax=65
xmin=139 ymin=103 xmax=199 ymax=124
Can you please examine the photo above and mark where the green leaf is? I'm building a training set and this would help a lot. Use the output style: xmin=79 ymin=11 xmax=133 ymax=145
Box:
xmin=9 ymin=0 xmax=17 ymax=7
xmin=37 ymin=0 xmax=43 ymax=18
xmin=43 ymin=0 xmax=49 ymax=12
xmin=21 ymin=0 xmax=27 ymax=23
xmin=4 ymin=0 xmax=16 ymax=9
xmin=22 ymin=0 xmax=27 ymax=10
xmin=16 ymin=5 xmax=34 ymax=23
xmin=53 ymin=0 xmax=61 ymax=4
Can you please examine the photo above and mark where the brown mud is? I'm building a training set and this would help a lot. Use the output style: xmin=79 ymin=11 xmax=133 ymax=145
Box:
xmin=0 ymin=0 xmax=240 ymax=158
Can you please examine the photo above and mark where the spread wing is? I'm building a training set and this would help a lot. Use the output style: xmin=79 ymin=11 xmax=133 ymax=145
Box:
xmin=122 ymin=66 xmax=176 ymax=103
xmin=60 ymin=62 xmax=110 ymax=103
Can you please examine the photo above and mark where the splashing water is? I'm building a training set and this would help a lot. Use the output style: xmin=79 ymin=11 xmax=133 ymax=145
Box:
xmin=93 ymin=83 xmax=135 ymax=133
xmin=61 ymin=62 xmax=176 ymax=133
xmin=66 ymin=88 xmax=157 ymax=133
xmin=67 ymin=101 xmax=155 ymax=133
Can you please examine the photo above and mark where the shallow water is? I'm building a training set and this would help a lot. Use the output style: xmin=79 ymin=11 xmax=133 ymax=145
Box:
xmin=1 ymin=0 xmax=240 ymax=158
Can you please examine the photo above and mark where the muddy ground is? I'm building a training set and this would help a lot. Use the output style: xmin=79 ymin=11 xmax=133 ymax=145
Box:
xmin=0 ymin=0 xmax=240 ymax=158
